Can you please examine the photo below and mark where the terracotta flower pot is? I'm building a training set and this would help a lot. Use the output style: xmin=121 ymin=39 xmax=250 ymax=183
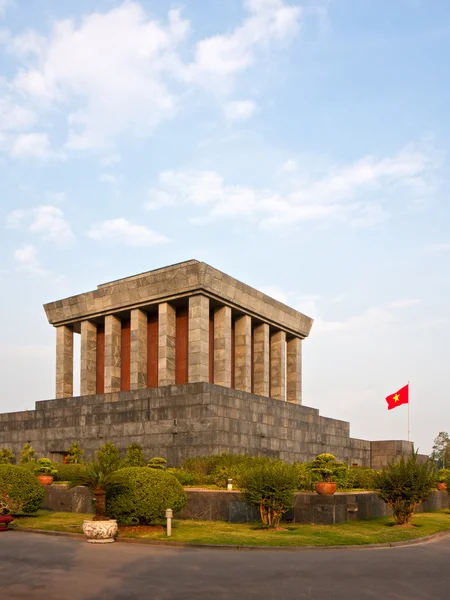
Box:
xmin=37 ymin=474 xmax=54 ymax=486
xmin=315 ymin=482 xmax=337 ymax=495
xmin=0 ymin=515 xmax=14 ymax=531
xmin=436 ymin=482 xmax=447 ymax=491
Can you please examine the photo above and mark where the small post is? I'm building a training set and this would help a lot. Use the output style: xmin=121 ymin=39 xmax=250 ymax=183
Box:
xmin=165 ymin=508 xmax=173 ymax=537
xmin=227 ymin=478 xmax=233 ymax=491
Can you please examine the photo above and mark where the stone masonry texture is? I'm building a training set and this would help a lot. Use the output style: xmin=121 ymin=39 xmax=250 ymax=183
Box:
xmin=234 ymin=315 xmax=252 ymax=392
xmin=104 ymin=315 xmax=121 ymax=393
xmin=188 ymin=295 xmax=210 ymax=383
xmin=55 ymin=325 xmax=73 ymax=399
xmin=158 ymin=302 xmax=176 ymax=386
xmin=43 ymin=260 xmax=313 ymax=339
xmin=0 ymin=383 xmax=408 ymax=468
xmin=213 ymin=306 xmax=232 ymax=387
xmin=287 ymin=337 xmax=302 ymax=404
xmin=270 ymin=330 xmax=286 ymax=401
xmin=130 ymin=309 xmax=147 ymax=389
xmin=253 ymin=323 xmax=270 ymax=397
xmin=80 ymin=321 xmax=97 ymax=396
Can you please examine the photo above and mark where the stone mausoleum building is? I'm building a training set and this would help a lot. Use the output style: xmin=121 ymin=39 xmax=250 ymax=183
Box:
xmin=0 ymin=260 xmax=412 ymax=467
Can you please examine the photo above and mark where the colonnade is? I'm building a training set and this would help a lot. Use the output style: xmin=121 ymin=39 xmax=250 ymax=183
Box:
xmin=55 ymin=294 xmax=302 ymax=404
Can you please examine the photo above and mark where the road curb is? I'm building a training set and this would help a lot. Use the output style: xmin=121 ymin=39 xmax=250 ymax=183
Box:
xmin=11 ymin=526 xmax=450 ymax=551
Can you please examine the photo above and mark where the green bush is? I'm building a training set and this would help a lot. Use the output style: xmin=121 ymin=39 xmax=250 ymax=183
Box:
xmin=347 ymin=467 xmax=377 ymax=490
xmin=53 ymin=463 xmax=85 ymax=482
xmin=167 ymin=468 xmax=200 ymax=487
xmin=0 ymin=448 xmax=14 ymax=464
xmin=180 ymin=453 xmax=273 ymax=488
xmin=121 ymin=443 xmax=145 ymax=468
xmin=106 ymin=467 xmax=187 ymax=525
xmin=293 ymin=462 xmax=318 ymax=491
xmin=240 ymin=460 xmax=298 ymax=528
xmin=65 ymin=442 xmax=84 ymax=464
xmin=375 ymin=453 xmax=437 ymax=525
xmin=96 ymin=442 xmax=120 ymax=473
xmin=20 ymin=443 xmax=36 ymax=464
xmin=0 ymin=464 xmax=44 ymax=513
xmin=437 ymin=468 xmax=450 ymax=483
xmin=147 ymin=457 xmax=167 ymax=470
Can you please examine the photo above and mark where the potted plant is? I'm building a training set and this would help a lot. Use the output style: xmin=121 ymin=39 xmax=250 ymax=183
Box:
xmin=0 ymin=488 xmax=23 ymax=531
xmin=309 ymin=453 xmax=347 ymax=495
xmin=68 ymin=461 xmax=124 ymax=543
xmin=36 ymin=458 xmax=58 ymax=485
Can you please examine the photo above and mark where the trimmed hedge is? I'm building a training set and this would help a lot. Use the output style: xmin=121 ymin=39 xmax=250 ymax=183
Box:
xmin=53 ymin=463 xmax=85 ymax=482
xmin=0 ymin=464 xmax=44 ymax=513
xmin=106 ymin=467 xmax=187 ymax=525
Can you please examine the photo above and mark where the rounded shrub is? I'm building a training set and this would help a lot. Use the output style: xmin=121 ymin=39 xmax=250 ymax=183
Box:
xmin=0 ymin=464 xmax=44 ymax=513
xmin=106 ymin=467 xmax=187 ymax=525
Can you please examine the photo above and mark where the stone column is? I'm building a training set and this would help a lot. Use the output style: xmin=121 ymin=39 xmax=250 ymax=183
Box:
xmin=253 ymin=323 xmax=270 ymax=397
xmin=234 ymin=315 xmax=252 ymax=392
xmin=287 ymin=337 xmax=302 ymax=404
xmin=130 ymin=308 xmax=148 ymax=389
xmin=158 ymin=302 xmax=176 ymax=386
xmin=55 ymin=325 xmax=73 ymax=398
xmin=80 ymin=321 xmax=97 ymax=396
xmin=188 ymin=295 xmax=210 ymax=383
xmin=214 ymin=306 xmax=232 ymax=387
xmin=104 ymin=315 xmax=121 ymax=393
xmin=270 ymin=330 xmax=286 ymax=401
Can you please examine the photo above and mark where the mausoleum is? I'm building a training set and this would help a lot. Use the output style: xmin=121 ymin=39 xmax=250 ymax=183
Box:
xmin=0 ymin=260 xmax=413 ymax=467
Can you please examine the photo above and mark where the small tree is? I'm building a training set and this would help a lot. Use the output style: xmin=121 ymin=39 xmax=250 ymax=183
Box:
xmin=308 ymin=453 xmax=347 ymax=483
xmin=36 ymin=458 xmax=58 ymax=477
xmin=121 ymin=443 xmax=145 ymax=468
xmin=20 ymin=443 xmax=36 ymax=464
xmin=65 ymin=442 xmax=84 ymax=464
xmin=68 ymin=461 xmax=124 ymax=521
xmin=96 ymin=442 xmax=120 ymax=473
xmin=147 ymin=457 xmax=167 ymax=470
xmin=375 ymin=453 xmax=437 ymax=525
xmin=429 ymin=432 xmax=450 ymax=469
xmin=240 ymin=461 xmax=298 ymax=528
xmin=0 ymin=448 xmax=14 ymax=465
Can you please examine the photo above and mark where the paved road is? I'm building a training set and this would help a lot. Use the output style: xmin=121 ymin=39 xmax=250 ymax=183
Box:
xmin=1 ymin=532 xmax=450 ymax=600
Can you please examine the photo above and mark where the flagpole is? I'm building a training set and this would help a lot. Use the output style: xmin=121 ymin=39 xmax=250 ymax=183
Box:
xmin=408 ymin=380 xmax=410 ymax=443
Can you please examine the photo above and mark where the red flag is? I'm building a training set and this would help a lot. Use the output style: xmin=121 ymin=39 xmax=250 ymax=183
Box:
xmin=385 ymin=384 xmax=409 ymax=410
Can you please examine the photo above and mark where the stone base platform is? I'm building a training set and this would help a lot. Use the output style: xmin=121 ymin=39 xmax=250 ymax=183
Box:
xmin=0 ymin=382 xmax=410 ymax=467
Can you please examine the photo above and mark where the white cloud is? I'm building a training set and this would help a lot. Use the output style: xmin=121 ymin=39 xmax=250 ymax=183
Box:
xmin=145 ymin=145 xmax=436 ymax=229
xmin=1 ymin=1 xmax=302 ymax=152
xmin=14 ymin=244 xmax=45 ymax=274
xmin=0 ymin=99 xmax=36 ymax=132
xmin=189 ymin=0 xmax=301 ymax=89
xmin=99 ymin=173 xmax=120 ymax=184
xmin=10 ymin=133 xmax=54 ymax=159
xmin=100 ymin=153 xmax=121 ymax=167
xmin=388 ymin=298 xmax=420 ymax=309
xmin=224 ymin=100 xmax=257 ymax=122
xmin=87 ymin=218 xmax=170 ymax=247
xmin=7 ymin=205 xmax=74 ymax=243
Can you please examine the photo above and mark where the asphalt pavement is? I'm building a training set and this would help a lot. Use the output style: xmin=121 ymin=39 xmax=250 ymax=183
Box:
xmin=1 ymin=531 xmax=450 ymax=600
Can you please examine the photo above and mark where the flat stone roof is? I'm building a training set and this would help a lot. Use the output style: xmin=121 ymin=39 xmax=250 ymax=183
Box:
xmin=43 ymin=260 xmax=313 ymax=338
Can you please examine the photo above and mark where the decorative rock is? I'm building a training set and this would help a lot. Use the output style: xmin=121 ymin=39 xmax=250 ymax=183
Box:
xmin=82 ymin=519 xmax=118 ymax=543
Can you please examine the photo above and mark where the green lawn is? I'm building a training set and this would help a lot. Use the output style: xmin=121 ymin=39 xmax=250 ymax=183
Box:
xmin=11 ymin=510 xmax=450 ymax=546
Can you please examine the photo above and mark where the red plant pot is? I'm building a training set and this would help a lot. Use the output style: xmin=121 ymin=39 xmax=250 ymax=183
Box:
xmin=37 ymin=475 xmax=54 ymax=486
xmin=0 ymin=515 xmax=14 ymax=531
xmin=315 ymin=482 xmax=337 ymax=495
xmin=436 ymin=482 xmax=447 ymax=491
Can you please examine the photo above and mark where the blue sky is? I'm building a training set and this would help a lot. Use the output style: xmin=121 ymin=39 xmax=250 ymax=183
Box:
xmin=1 ymin=0 xmax=449 ymax=454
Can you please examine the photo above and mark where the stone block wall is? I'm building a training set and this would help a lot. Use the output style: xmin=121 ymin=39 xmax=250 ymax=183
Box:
xmin=0 ymin=383 xmax=372 ymax=466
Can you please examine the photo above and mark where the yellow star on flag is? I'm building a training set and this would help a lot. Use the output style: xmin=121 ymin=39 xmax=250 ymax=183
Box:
xmin=393 ymin=393 xmax=400 ymax=402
